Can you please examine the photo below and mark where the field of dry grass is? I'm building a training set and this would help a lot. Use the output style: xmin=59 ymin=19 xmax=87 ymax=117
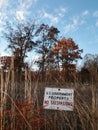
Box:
xmin=0 ymin=66 xmax=98 ymax=130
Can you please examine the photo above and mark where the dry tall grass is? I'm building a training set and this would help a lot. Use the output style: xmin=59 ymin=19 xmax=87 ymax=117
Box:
xmin=0 ymin=59 xmax=98 ymax=130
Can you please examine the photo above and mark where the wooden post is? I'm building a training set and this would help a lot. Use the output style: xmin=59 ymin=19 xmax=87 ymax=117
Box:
xmin=28 ymin=70 xmax=32 ymax=101
xmin=95 ymin=89 xmax=98 ymax=130
xmin=25 ymin=67 xmax=28 ymax=100
xmin=91 ymin=82 xmax=95 ymax=113
xmin=11 ymin=56 xmax=15 ymax=130
xmin=0 ymin=69 xmax=4 ymax=130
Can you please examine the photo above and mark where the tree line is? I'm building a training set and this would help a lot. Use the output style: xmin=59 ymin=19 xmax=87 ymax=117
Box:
xmin=78 ymin=54 xmax=98 ymax=83
xmin=2 ymin=21 xmax=84 ymax=82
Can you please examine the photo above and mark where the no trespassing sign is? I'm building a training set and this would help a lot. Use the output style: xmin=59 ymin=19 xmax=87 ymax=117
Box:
xmin=43 ymin=87 xmax=74 ymax=111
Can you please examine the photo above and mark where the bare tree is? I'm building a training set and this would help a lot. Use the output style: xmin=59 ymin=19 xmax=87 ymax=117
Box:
xmin=35 ymin=24 xmax=59 ymax=80
xmin=4 ymin=22 xmax=37 ymax=81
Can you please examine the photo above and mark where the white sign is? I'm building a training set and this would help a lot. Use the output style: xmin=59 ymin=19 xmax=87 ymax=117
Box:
xmin=43 ymin=87 xmax=74 ymax=111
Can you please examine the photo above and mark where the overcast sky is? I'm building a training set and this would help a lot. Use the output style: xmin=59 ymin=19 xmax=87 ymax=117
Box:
xmin=0 ymin=0 xmax=98 ymax=58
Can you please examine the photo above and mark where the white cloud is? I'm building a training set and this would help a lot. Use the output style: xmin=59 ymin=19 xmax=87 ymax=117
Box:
xmin=55 ymin=6 xmax=67 ymax=17
xmin=93 ymin=11 xmax=98 ymax=17
xmin=64 ymin=10 xmax=90 ymax=34
xmin=18 ymin=0 xmax=38 ymax=9
xmin=92 ymin=11 xmax=98 ymax=27
xmin=64 ymin=17 xmax=79 ymax=34
xmin=39 ymin=6 xmax=68 ymax=25
xmin=82 ymin=10 xmax=89 ymax=16
xmin=96 ymin=21 xmax=98 ymax=26
xmin=0 ymin=0 xmax=39 ymax=29
xmin=0 ymin=20 xmax=3 ymax=25
xmin=16 ymin=11 xmax=25 ymax=21
xmin=43 ymin=11 xmax=59 ymax=23
xmin=0 ymin=0 xmax=10 ymax=27
xmin=33 ymin=0 xmax=38 ymax=2
xmin=0 ymin=0 xmax=9 ymax=8
xmin=73 ymin=17 xmax=78 ymax=25
xmin=16 ymin=0 xmax=38 ymax=21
